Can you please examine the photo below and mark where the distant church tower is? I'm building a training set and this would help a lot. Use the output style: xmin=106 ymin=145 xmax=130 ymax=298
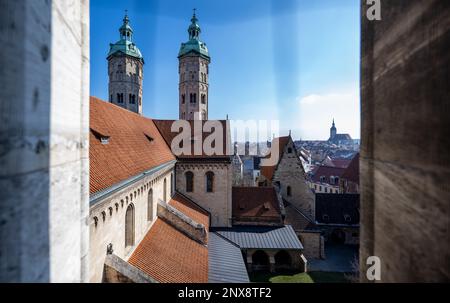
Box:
xmin=330 ymin=119 xmax=337 ymax=140
xmin=107 ymin=13 xmax=144 ymax=114
xmin=178 ymin=10 xmax=211 ymax=120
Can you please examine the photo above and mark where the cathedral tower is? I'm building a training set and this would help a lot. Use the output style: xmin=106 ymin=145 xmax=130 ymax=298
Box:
xmin=107 ymin=13 xmax=144 ymax=114
xmin=178 ymin=10 xmax=210 ymax=120
xmin=330 ymin=118 xmax=337 ymax=140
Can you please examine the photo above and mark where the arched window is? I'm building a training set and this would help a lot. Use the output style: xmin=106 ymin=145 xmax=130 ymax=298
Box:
xmin=129 ymin=94 xmax=132 ymax=103
xmin=190 ymin=93 xmax=193 ymax=103
xmin=125 ymin=204 xmax=135 ymax=248
xmin=274 ymin=250 xmax=292 ymax=270
xmin=206 ymin=171 xmax=214 ymax=193
xmin=185 ymin=171 xmax=194 ymax=192
xmin=163 ymin=178 xmax=167 ymax=202
xmin=147 ymin=189 xmax=153 ymax=221
xmin=201 ymin=94 xmax=206 ymax=104
xmin=252 ymin=250 xmax=270 ymax=271
xmin=287 ymin=186 xmax=292 ymax=197
xmin=182 ymin=94 xmax=185 ymax=104
xmin=117 ymin=93 xmax=120 ymax=103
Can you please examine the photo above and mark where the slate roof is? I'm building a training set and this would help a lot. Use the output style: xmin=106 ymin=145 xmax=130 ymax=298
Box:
xmin=213 ymin=225 xmax=303 ymax=250
xmin=89 ymin=97 xmax=175 ymax=194
xmin=208 ymin=233 xmax=250 ymax=283
xmin=315 ymin=194 xmax=360 ymax=225
xmin=283 ymin=200 xmax=318 ymax=232
xmin=232 ymin=187 xmax=281 ymax=221
xmin=128 ymin=193 xmax=210 ymax=283
xmin=153 ymin=119 xmax=232 ymax=160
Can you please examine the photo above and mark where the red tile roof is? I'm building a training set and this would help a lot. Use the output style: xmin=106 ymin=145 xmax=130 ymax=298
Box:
xmin=128 ymin=219 xmax=208 ymax=283
xmin=311 ymin=165 xmax=346 ymax=183
xmin=128 ymin=193 xmax=210 ymax=283
xmin=169 ymin=193 xmax=210 ymax=229
xmin=232 ymin=187 xmax=281 ymax=220
xmin=153 ymin=120 xmax=231 ymax=160
xmin=260 ymin=136 xmax=290 ymax=181
xmin=89 ymin=97 xmax=175 ymax=194
xmin=341 ymin=153 xmax=360 ymax=183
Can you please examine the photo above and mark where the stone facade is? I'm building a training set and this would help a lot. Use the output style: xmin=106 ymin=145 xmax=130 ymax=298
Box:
xmin=360 ymin=0 xmax=450 ymax=282
xmin=0 ymin=0 xmax=90 ymax=282
xmin=176 ymin=162 xmax=232 ymax=227
xmin=89 ymin=165 xmax=174 ymax=282
xmin=298 ymin=232 xmax=324 ymax=260
xmin=272 ymin=138 xmax=315 ymax=219
xmin=108 ymin=55 xmax=143 ymax=114
xmin=179 ymin=55 xmax=209 ymax=120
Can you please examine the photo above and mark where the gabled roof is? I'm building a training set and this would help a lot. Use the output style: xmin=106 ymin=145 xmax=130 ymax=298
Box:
xmin=232 ymin=187 xmax=281 ymax=221
xmin=128 ymin=193 xmax=210 ymax=283
xmin=315 ymin=194 xmax=360 ymax=225
xmin=341 ymin=153 xmax=360 ymax=183
xmin=153 ymin=119 xmax=232 ymax=160
xmin=89 ymin=97 xmax=175 ymax=194
xmin=260 ymin=136 xmax=290 ymax=181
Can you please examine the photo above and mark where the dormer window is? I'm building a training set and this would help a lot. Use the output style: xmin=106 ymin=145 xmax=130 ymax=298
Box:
xmin=344 ymin=214 xmax=352 ymax=222
xmin=144 ymin=134 xmax=154 ymax=143
xmin=91 ymin=128 xmax=110 ymax=145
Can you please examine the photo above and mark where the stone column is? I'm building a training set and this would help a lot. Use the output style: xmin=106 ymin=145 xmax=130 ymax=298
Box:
xmin=0 ymin=0 xmax=90 ymax=282
xmin=360 ymin=0 xmax=450 ymax=282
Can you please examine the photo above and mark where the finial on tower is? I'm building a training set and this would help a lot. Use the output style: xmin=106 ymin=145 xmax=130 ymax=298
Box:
xmin=123 ymin=10 xmax=129 ymax=24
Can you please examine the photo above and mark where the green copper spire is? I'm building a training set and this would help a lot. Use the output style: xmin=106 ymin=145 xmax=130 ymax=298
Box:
xmin=107 ymin=11 xmax=144 ymax=62
xmin=178 ymin=9 xmax=210 ymax=60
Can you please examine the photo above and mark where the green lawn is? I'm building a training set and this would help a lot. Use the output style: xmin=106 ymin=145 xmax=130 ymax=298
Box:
xmin=249 ymin=271 xmax=351 ymax=283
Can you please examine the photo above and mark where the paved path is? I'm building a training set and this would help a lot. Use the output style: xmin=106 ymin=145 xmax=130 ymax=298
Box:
xmin=308 ymin=243 xmax=358 ymax=272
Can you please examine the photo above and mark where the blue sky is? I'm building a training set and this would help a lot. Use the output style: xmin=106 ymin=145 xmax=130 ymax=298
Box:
xmin=90 ymin=0 xmax=360 ymax=140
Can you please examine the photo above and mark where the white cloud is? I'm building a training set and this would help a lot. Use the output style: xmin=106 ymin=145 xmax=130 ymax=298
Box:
xmin=295 ymin=89 xmax=360 ymax=140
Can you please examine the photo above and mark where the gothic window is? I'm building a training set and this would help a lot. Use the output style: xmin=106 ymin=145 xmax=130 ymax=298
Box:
xmin=129 ymin=94 xmax=132 ymax=103
xmin=185 ymin=171 xmax=194 ymax=192
xmin=287 ymin=186 xmax=292 ymax=197
xmin=121 ymin=93 xmax=124 ymax=103
xmin=193 ymin=93 xmax=197 ymax=103
xmin=182 ymin=94 xmax=185 ymax=104
xmin=132 ymin=95 xmax=136 ymax=104
xmin=190 ymin=93 xmax=193 ymax=103
xmin=163 ymin=178 xmax=167 ymax=202
xmin=206 ymin=171 xmax=214 ymax=193
xmin=125 ymin=204 xmax=135 ymax=248
xmin=201 ymin=94 xmax=206 ymax=104
xmin=147 ymin=189 xmax=153 ymax=221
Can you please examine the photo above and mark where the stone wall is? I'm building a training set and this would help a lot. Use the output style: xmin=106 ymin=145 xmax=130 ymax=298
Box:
xmin=0 ymin=0 xmax=90 ymax=282
xmin=89 ymin=166 xmax=174 ymax=282
xmin=360 ymin=0 xmax=450 ymax=282
xmin=176 ymin=162 xmax=232 ymax=227
xmin=273 ymin=139 xmax=315 ymax=219
xmin=298 ymin=232 xmax=323 ymax=260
